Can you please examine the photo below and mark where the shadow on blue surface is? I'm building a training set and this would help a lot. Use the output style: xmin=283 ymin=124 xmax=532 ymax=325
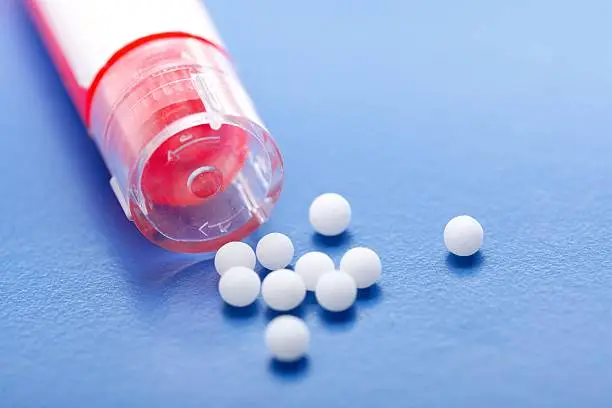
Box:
xmin=445 ymin=252 xmax=484 ymax=276
xmin=311 ymin=231 xmax=353 ymax=249
xmin=317 ymin=306 xmax=357 ymax=332
xmin=356 ymin=284 xmax=383 ymax=307
xmin=303 ymin=291 xmax=318 ymax=305
xmin=124 ymin=260 xmax=218 ymax=322
xmin=268 ymin=357 xmax=310 ymax=382
xmin=257 ymin=263 xmax=295 ymax=280
xmin=222 ymin=302 xmax=260 ymax=322
xmin=265 ymin=304 xmax=306 ymax=320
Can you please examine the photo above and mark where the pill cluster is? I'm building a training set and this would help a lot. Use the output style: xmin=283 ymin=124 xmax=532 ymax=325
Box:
xmin=215 ymin=194 xmax=484 ymax=364
xmin=215 ymin=193 xmax=381 ymax=363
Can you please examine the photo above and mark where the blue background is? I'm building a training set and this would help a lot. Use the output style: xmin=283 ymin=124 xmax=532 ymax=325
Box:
xmin=2 ymin=1 xmax=612 ymax=407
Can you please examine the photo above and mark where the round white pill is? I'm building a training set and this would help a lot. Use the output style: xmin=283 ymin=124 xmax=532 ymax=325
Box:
xmin=315 ymin=271 xmax=357 ymax=312
xmin=340 ymin=247 xmax=382 ymax=289
xmin=214 ymin=241 xmax=256 ymax=275
xmin=261 ymin=269 xmax=306 ymax=311
xmin=256 ymin=233 xmax=294 ymax=270
xmin=218 ymin=266 xmax=261 ymax=307
xmin=265 ymin=315 xmax=310 ymax=362
xmin=309 ymin=193 xmax=351 ymax=236
xmin=443 ymin=215 xmax=484 ymax=257
xmin=295 ymin=252 xmax=335 ymax=291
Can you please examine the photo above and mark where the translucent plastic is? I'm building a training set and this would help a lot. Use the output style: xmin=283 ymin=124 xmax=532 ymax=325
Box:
xmin=90 ymin=37 xmax=283 ymax=253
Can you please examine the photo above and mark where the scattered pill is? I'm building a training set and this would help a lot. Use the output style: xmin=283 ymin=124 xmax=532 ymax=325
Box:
xmin=261 ymin=269 xmax=306 ymax=311
xmin=340 ymin=247 xmax=381 ymax=289
xmin=214 ymin=241 xmax=256 ymax=275
xmin=443 ymin=215 xmax=484 ymax=257
xmin=265 ymin=315 xmax=310 ymax=362
xmin=218 ymin=266 xmax=261 ymax=307
xmin=309 ymin=193 xmax=351 ymax=236
xmin=295 ymin=251 xmax=335 ymax=291
xmin=256 ymin=233 xmax=295 ymax=270
xmin=315 ymin=271 xmax=357 ymax=312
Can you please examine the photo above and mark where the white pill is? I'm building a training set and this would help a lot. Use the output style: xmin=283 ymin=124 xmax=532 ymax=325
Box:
xmin=214 ymin=241 xmax=256 ymax=275
xmin=256 ymin=233 xmax=294 ymax=270
xmin=218 ymin=266 xmax=261 ymax=307
xmin=265 ymin=315 xmax=310 ymax=362
xmin=309 ymin=193 xmax=351 ymax=236
xmin=340 ymin=247 xmax=382 ymax=289
xmin=315 ymin=271 xmax=357 ymax=312
xmin=443 ymin=215 xmax=484 ymax=257
xmin=261 ymin=269 xmax=306 ymax=311
xmin=295 ymin=251 xmax=335 ymax=291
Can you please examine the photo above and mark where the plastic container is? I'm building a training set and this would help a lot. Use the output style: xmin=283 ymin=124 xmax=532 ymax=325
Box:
xmin=27 ymin=0 xmax=284 ymax=253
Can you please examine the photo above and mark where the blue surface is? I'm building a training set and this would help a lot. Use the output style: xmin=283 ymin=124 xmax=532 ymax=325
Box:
xmin=2 ymin=1 xmax=612 ymax=407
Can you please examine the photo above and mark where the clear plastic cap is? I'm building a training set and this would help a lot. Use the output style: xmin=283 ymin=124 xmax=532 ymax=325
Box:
xmin=90 ymin=37 xmax=283 ymax=253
